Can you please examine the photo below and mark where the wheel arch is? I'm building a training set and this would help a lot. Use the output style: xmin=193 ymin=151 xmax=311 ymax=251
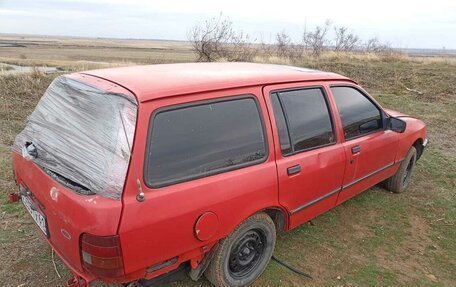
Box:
xmin=262 ymin=207 xmax=289 ymax=233
xmin=396 ymin=117 xmax=426 ymax=162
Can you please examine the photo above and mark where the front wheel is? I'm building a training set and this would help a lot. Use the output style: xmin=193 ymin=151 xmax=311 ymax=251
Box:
xmin=385 ymin=146 xmax=417 ymax=193
xmin=205 ymin=212 xmax=276 ymax=287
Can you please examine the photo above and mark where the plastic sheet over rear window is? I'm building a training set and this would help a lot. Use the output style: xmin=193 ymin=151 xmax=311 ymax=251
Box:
xmin=12 ymin=76 xmax=137 ymax=200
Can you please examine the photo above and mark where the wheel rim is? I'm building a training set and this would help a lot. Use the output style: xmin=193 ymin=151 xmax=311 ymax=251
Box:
xmin=402 ymin=156 xmax=415 ymax=187
xmin=228 ymin=229 xmax=266 ymax=279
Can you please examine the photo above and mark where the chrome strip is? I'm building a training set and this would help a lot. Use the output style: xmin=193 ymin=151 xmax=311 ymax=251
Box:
xmin=290 ymin=187 xmax=341 ymax=215
xmin=342 ymin=162 xmax=395 ymax=189
xmin=290 ymin=161 xmax=398 ymax=215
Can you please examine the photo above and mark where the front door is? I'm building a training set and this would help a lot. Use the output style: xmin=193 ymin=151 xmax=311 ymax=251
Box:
xmin=264 ymin=83 xmax=346 ymax=229
xmin=329 ymin=85 xmax=399 ymax=204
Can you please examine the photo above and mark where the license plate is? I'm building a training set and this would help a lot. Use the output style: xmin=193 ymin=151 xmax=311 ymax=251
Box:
xmin=21 ymin=190 xmax=49 ymax=237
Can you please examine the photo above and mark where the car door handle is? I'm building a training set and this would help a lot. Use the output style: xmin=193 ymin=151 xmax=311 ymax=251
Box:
xmin=351 ymin=145 xmax=361 ymax=154
xmin=287 ymin=165 xmax=301 ymax=175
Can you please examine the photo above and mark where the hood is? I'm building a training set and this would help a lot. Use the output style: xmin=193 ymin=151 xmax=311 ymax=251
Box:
xmin=383 ymin=108 xmax=414 ymax=119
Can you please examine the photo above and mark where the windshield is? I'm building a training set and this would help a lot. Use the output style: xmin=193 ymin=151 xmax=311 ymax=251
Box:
xmin=13 ymin=76 xmax=137 ymax=200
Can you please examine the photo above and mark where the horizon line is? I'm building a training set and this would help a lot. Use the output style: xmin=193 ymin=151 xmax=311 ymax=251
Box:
xmin=0 ymin=32 xmax=455 ymax=52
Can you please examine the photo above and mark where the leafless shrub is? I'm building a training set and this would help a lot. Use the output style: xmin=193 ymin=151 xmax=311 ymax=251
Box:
xmin=227 ymin=32 xmax=258 ymax=62
xmin=334 ymin=26 xmax=360 ymax=52
xmin=188 ymin=14 xmax=257 ymax=62
xmin=260 ymin=40 xmax=276 ymax=58
xmin=364 ymin=37 xmax=390 ymax=53
xmin=189 ymin=15 xmax=396 ymax=62
xmin=275 ymin=31 xmax=292 ymax=57
xmin=302 ymin=20 xmax=331 ymax=57
xmin=274 ymin=31 xmax=302 ymax=59
xmin=188 ymin=15 xmax=233 ymax=62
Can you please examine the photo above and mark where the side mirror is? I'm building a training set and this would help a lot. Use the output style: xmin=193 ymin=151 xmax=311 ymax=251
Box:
xmin=389 ymin=117 xmax=406 ymax=133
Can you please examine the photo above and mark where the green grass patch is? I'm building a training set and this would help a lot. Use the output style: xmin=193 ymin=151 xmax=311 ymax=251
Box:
xmin=346 ymin=264 xmax=397 ymax=287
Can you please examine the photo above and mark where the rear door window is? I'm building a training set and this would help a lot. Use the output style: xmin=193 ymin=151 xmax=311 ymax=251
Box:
xmin=271 ymin=88 xmax=336 ymax=155
xmin=145 ymin=97 xmax=267 ymax=188
xmin=331 ymin=86 xmax=382 ymax=140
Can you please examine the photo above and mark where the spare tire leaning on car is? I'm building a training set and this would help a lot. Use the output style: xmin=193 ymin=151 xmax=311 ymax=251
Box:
xmin=385 ymin=146 xmax=417 ymax=193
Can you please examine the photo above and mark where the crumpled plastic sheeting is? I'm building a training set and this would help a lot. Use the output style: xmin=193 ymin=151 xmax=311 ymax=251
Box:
xmin=13 ymin=76 xmax=137 ymax=200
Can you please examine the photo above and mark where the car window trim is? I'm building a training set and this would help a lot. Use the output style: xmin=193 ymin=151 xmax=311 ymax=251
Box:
xmin=329 ymin=84 xmax=386 ymax=142
xmin=270 ymin=92 xmax=293 ymax=154
xmin=144 ymin=94 xmax=269 ymax=189
xmin=270 ymin=86 xmax=338 ymax=157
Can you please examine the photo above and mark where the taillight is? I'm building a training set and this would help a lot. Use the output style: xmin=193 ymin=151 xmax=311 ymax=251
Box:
xmin=80 ymin=233 xmax=124 ymax=278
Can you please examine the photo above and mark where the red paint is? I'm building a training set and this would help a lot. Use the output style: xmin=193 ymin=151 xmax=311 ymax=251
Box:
xmin=12 ymin=63 xmax=427 ymax=285
xmin=66 ymin=275 xmax=86 ymax=287
xmin=7 ymin=192 xmax=20 ymax=203
xmin=194 ymin=212 xmax=219 ymax=241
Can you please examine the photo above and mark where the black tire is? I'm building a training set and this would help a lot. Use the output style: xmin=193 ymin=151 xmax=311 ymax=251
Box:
xmin=205 ymin=212 xmax=276 ymax=287
xmin=385 ymin=146 xmax=417 ymax=193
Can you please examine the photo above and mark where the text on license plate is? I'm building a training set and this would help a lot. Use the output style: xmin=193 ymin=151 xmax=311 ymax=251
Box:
xmin=21 ymin=194 xmax=49 ymax=237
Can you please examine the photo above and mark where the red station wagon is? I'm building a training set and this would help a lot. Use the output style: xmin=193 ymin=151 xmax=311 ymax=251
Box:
xmin=12 ymin=63 xmax=427 ymax=287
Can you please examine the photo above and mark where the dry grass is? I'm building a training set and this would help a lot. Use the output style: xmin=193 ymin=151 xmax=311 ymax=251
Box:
xmin=0 ymin=35 xmax=455 ymax=287
xmin=0 ymin=64 xmax=14 ymax=72
xmin=255 ymin=51 xmax=456 ymax=67
xmin=0 ymin=35 xmax=196 ymax=71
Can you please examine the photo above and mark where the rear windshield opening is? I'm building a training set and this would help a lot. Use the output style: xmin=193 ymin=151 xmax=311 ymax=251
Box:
xmin=13 ymin=76 xmax=138 ymax=200
xmin=44 ymin=167 xmax=93 ymax=195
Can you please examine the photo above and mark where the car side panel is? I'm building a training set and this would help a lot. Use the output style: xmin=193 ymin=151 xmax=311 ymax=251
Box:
xmin=325 ymin=83 xmax=401 ymax=204
xmin=383 ymin=109 xmax=427 ymax=161
xmin=337 ymin=130 xmax=399 ymax=204
xmin=262 ymin=82 xmax=346 ymax=230
xmin=118 ymin=86 xmax=279 ymax=276
xmin=397 ymin=118 xmax=427 ymax=159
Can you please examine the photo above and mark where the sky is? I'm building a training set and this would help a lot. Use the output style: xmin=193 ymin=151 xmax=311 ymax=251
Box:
xmin=0 ymin=0 xmax=455 ymax=49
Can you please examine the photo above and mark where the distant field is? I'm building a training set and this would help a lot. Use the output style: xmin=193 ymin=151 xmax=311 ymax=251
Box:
xmin=1 ymin=34 xmax=455 ymax=71
xmin=0 ymin=34 xmax=197 ymax=70
xmin=0 ymin=35 xmax=455 ymax=287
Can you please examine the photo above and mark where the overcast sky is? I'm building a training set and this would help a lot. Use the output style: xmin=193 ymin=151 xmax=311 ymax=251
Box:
xmin=0 ymin=0 xmax=455 ymax=49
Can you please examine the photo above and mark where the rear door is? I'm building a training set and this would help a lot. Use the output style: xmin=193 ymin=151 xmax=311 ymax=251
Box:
xmin=329 ymin=85 xmax=399 ymax=204
xmin=263 ymin=82 xmax=346 ymax=229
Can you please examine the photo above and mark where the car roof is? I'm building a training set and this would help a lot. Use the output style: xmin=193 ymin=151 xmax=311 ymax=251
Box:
xmin=80 ymin=62 xmax=354 ymax=102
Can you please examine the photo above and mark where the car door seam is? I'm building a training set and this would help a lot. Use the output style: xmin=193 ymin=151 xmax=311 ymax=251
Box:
xmin=291 ymin=160 xmax=400 ymax=215
xmin=290 ymin=187 xmax=342 ymax=215
xmin=342 ymin=161 xmax=396 ymax=190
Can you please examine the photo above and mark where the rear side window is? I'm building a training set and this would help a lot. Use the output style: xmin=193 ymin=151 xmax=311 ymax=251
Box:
xmin=331 ymin=86 xmax=382 ymax=140
xmin=271 ymin=88 xmax=335 ymax=155
xmin=145 ymin=97 xmax=267 ymax=188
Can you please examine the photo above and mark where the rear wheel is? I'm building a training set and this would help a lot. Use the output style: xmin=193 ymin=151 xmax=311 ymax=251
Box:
xmin=205 ymin=213 xmax=276 ymax=287
xmin=385 ymin=146 xmax=417 ymax=193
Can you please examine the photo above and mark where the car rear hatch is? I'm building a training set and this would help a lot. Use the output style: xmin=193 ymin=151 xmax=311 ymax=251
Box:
xmin=11 ymin=74 xmax=137 ymax=277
